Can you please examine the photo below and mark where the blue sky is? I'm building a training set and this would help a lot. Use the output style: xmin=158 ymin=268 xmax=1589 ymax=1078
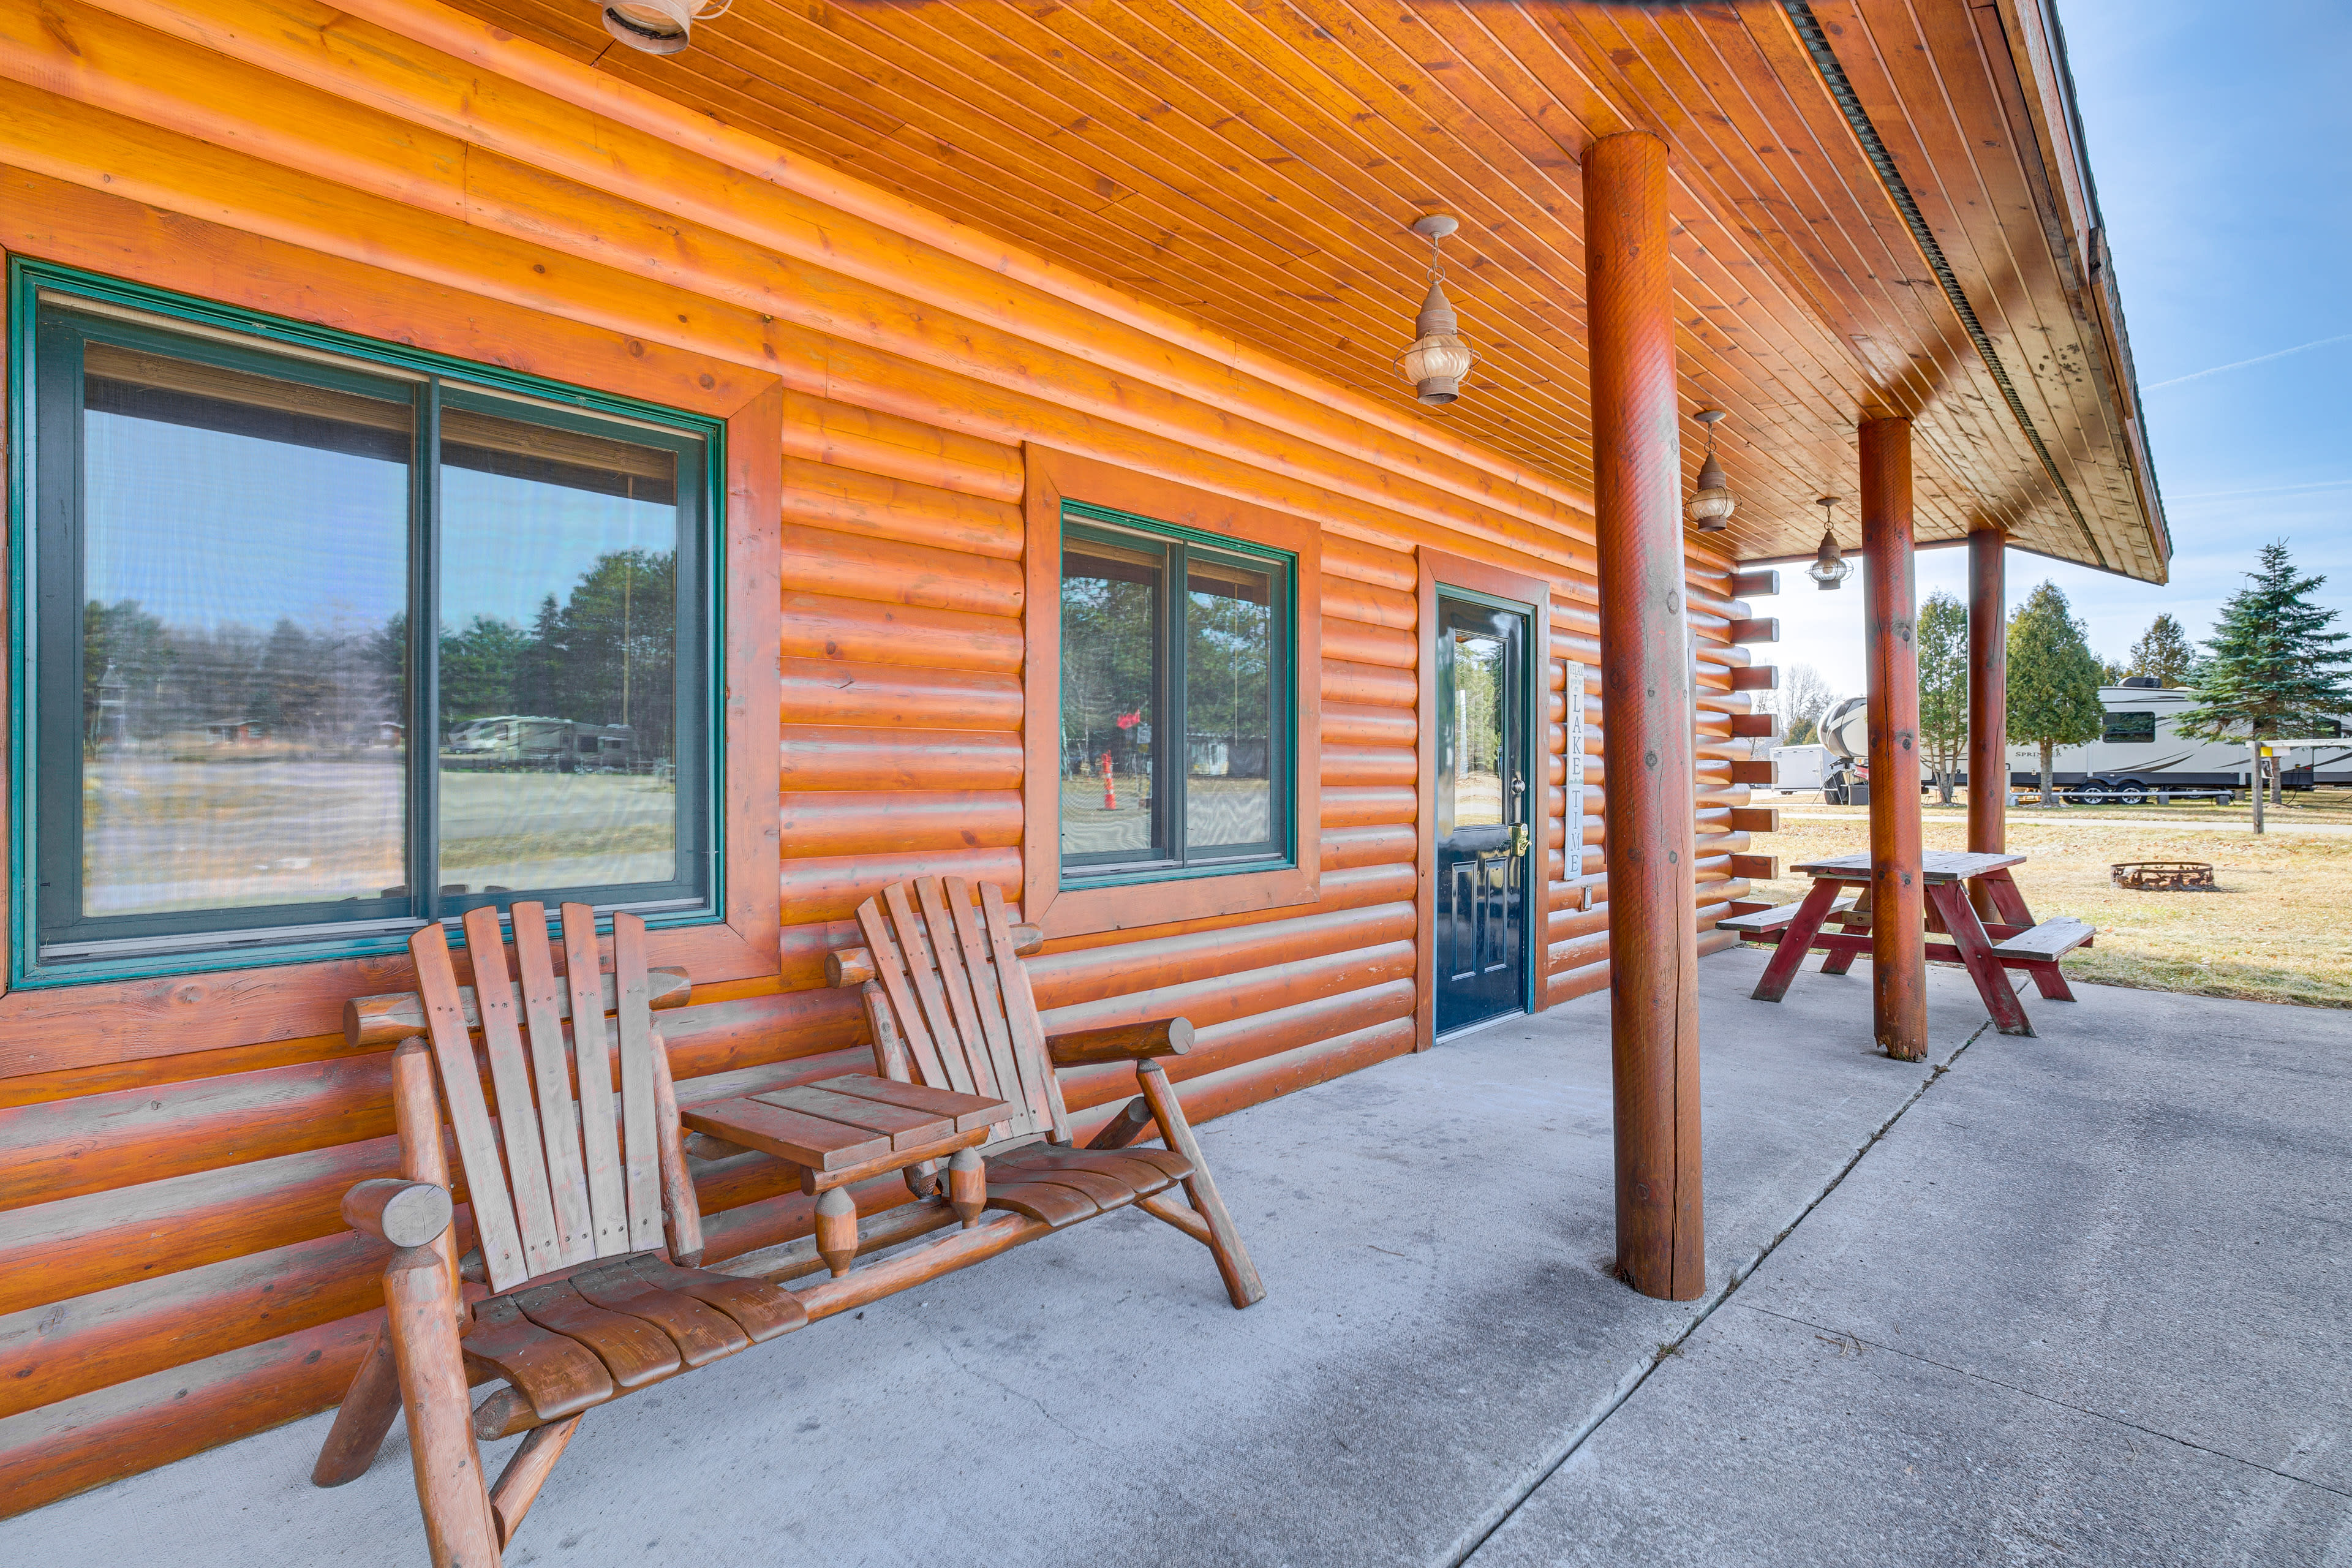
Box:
xmin=1770 ymin=0 xmax=2352 ymax=697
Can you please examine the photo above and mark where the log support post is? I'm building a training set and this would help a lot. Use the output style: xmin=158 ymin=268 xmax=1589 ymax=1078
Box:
xmin=1861 ymin=418 xmax=1927 ymax=1061
xmin=1585 ymin=132 xmax=1704 ymax=1300
xmin=1966 ymin=529 xmax=2007 ymax=919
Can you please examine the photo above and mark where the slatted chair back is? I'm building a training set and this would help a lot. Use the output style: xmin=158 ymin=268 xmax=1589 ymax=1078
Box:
xmin=853 ymin=876 xmax=1071 ymax=1151
xmin=405 ymin=901 xmax=695 ymax=1295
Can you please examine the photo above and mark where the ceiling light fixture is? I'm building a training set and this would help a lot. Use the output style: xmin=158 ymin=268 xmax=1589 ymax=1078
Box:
xmin=1808 ymin=496 xmax=1853 ymax=590
xmin=601 ymin=0 xmax=730 ymax=55
xmin=1397 ymin=216 xmax=1477 ymax=407
xmin=1686 ymin=409 xmax=1735 ymax=532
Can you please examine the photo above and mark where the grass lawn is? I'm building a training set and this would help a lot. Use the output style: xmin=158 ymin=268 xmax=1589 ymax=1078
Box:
xmin=1746 ymin=790 xmax=2352 ymax=1010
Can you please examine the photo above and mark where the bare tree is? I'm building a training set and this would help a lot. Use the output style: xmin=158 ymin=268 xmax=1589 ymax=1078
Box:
xmin=1768 ymin=663 xmax=1838 ymax=747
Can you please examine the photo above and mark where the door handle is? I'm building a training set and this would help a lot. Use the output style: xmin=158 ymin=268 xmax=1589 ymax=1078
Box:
xmin=1509 ymin=823 xmax=1530 ymax=859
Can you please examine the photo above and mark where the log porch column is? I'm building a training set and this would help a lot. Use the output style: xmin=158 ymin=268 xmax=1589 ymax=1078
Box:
xmin=1861 ymin=417 xmax=1926 ymax=1061
xmin=1966 ymin=529 xmax=2008 ymax=918
xmin=1585 ymin=132 xmax=1703 ymax=1301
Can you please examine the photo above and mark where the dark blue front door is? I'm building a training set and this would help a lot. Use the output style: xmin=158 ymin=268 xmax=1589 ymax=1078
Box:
xmin=1434 ymin=596 xmax=1530 ymax=1036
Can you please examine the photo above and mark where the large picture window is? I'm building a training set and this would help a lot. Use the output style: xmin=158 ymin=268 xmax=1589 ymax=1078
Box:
xmin=1057 ymin=502 xmax=1292 ymax=880
xmin=17 ymin=271 xmax=718 ymax=981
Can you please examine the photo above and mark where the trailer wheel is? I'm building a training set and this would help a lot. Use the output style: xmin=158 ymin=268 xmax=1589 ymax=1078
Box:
xmin=2116 ymin=780 xmax=2148 ymax=805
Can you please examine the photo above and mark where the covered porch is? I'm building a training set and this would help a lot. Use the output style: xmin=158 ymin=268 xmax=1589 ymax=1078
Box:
xmin=9 ymin=950 xmax=2341 ymax=1566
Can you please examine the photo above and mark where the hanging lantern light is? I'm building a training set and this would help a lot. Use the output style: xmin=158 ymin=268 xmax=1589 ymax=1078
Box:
xmin=601 ymin=0 xmax=730 ymax=55
xmin=1396 ymin=215 xmax=1477 ymax=406
xmin=1686 ymin=409 xmax=1735 ymax=532
xmin=1807 ymin=496 xmax=1853 ymax=590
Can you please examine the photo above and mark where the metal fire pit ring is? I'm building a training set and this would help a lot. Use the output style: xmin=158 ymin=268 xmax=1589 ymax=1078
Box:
xmin=2111 ymin=861 xmax=2215 ymax=891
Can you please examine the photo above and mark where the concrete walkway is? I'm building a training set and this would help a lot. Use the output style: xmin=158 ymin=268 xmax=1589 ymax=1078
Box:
xmin=6 ymin=951 xmax=2346 ymax=1566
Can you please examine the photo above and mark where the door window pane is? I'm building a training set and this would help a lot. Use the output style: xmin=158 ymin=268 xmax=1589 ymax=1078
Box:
xmin=437 ymin=406 xmax=682 ymax=896
xmin=1060 ymin=533 xmax=1163 ymax=861
xmin=75 ymin=340 xmax=410 ymax=919
xmin=1450 ymin=631 xmax=1506 ymax=827
xmin=1185 ymin=556 xmax=1273 ymax=849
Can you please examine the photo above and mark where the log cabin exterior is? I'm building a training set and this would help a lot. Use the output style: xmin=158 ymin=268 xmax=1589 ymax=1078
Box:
xmin=0 ymin=0 xmax=2164 ymax=1515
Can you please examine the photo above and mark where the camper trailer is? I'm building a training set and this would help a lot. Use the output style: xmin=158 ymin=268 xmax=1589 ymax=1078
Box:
xmin=2000 ymin=680 xmax=2350 ymax=802
xmin=442 ymin=715 xmax=636 ymax=772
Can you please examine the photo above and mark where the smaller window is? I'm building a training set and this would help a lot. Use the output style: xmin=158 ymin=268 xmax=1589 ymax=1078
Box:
xmin=1057 ymin=505 xmax=1292 ymax=880
xmin=2103 ymin=710 xmax=2157 ymax=744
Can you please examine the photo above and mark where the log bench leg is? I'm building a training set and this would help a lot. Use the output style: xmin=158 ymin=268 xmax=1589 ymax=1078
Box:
xmin=2023 ymin=959 xmax=2075 ymax=1001
xmin=1137 ymin=1061 xmax=1265 ymax=1310
xmin=946 ymin=1147 xmax=986 ymax=1228
xmin=813 ymin=1188 xmax=859 ymax=1278
xmin=1926 ymin=884 xmax=2034 ymax=1038
xmin=1751 ymin=880 xmax=1842 ymax=1002
xmin=312 ymin=1321 xmax=404 ymax=1487
xmin=383 ymin=1245 xmax=501 ymax=1567
xmin=489 ymin=1413 xmax=582 ymax=1547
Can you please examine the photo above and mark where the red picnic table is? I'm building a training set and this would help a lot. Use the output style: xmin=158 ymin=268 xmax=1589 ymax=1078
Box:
xmin=1724 ymin=850 xmax=2094 ymax=1037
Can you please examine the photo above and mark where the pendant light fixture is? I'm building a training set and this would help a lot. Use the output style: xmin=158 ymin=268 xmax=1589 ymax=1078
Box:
xmin=601 ymin=0 xmax=730 ymax=55
xmin=1397 ymin=216 xmax=1477 ymax=406
xmin=1686 ymin=409 xmax=1735 ymax=532
xmin=1807 ymin=496 xmax=1853 ymax=590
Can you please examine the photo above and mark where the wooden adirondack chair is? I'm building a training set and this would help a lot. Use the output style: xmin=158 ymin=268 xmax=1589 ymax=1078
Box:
xmin=314 ymin=901 xmax=804 ymax=1566
xmin=826 ymin=875 xmax=1264 ymax=1310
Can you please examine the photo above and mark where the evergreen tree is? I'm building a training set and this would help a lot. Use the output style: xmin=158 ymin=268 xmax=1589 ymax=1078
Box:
xmin=2127 ymin=612 xmax=2195 ymax=687
xmin=2006 ymin=582 xmax=2105 ymax=806
xmin=1915 ymin=592 xmax=1968 ymax=803
xmin=2177 ymin=541 xmax=2352 ymax=813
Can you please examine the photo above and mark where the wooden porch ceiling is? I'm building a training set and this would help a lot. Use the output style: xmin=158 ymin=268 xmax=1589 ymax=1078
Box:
xmin=451 ymin=0 xmax=2168 ymax=581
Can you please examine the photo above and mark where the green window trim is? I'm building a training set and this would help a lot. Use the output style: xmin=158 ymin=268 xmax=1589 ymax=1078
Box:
xmin=1056 ymin=498 xmax=1297 ymax=888
xmin=6 ymin=259 xmax=728 ymax=987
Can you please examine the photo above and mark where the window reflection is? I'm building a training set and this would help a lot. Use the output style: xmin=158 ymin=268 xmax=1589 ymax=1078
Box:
xmin=1059 ymin=533 xmax=1163 ymax=861
xmin=436 ymin=405 xmax=680 ymax=895
xmin=77 ymin=341 xmax=409 ymax=918
xmin=1452 ymin=631 xmax=1505 ymax=827
xmin=1185 ymin=557 xmax=1273 ymax=849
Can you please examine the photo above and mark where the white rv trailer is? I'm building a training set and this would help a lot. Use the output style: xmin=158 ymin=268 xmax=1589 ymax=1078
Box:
xmin=1992 ymin=679 xmax=2350 ymax=801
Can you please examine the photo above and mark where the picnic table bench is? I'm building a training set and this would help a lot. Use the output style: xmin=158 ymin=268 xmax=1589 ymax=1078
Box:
xmin=1728 ymin=851 xmax=2093 ymax=1037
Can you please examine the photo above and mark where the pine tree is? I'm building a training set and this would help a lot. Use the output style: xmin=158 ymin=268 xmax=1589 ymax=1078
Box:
xmin=1914 ymin=592 xmax=1968 ymax=803
xmin=2177 ymin=541 xmax=2352 ymax=816
xmin=2006 ymin=582 xmax=2106 ymax=806
xmin=2127 ymin=612 xmax=2194 ymax=687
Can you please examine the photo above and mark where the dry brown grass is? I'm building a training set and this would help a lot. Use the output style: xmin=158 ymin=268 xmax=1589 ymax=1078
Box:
xmin=1747 ymin=807 xmax=2352 ymax=1011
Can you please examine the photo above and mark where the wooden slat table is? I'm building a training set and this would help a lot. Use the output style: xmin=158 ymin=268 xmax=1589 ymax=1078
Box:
xmin=1742 ymin=851 xmax=2090 ymax=1037
xmin=684 ymin=1074 xmax=1009 ymax=1195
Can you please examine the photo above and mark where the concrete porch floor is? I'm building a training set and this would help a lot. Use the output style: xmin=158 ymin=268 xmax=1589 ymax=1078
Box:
xmin=6 ymin=948 xmax=2348 ymax=1566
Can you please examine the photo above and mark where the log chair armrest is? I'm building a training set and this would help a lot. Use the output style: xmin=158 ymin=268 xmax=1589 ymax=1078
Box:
xmin=1046 ymin=1017 xmax=1193 ymax=1068
xmin=827 ymin=922 xmax=1044 ymax=987
xmin=343 ymin=1178 xmax=454 ymax=1249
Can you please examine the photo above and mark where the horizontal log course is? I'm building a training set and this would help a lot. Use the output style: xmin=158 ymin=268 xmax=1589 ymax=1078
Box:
xmin=780 ymin=846 xmax=1025 ymax=925
xmin=778 ymin=725 xmax=1023 ymax=792
xmin=1320 ymin=701 xmax=1417 ymax=748
xmin=1695 ymin=927 xmax=1742 ymax=959
xmin=780 ymin=524 xmax=1023 ymax=619
xmin=1121 ymin=1016 xmax=1418 ymax=1131
xmin=1728 ymin=806 xmax=1781 ymax=834
xmin=1321 ymin=786 xmax=1417 ymax=828
xmin=1321 ymin=575 xmax=1416 ymax=630
xmin=1548 ymin=929 xmax=1612 ymax=973
xmin=1729 ymin=760 xmax=1776 ymax=786
xmin=0 ymin=1227 xmax=386 ymax=1421
xmin=1547 ymin=906 xmax=1610 ymax=945
xmin=1730 ymin=665 xmax=1778 ymax=692
xmin=1027 ymin=900 xmax=1417 ymax=1011
xmin=782 ymin=590 xmax=1023 ymax=673
xmin=1322 ymin=825 xmax=1419 ymax=870
xmin=1545 ymin=957 xmax=1613 ymax=1009
xmin=780 ymin=456 xmax=1022 ymax=560
xmin=1322 ymin=535 xmax=1417 ymax=593
xmin=0 ymin=1304 xmax=382 ymax=1521
xmin=779 ymin=657 xmax=1022 ymax=731
xmin=1730 ymin=569 xmax=1781 ymax=598
xmin=1053 ymin=978 xmax=1419 ymax=1110
xmin=780 ymin=788 xmax=1024 ymax=858
xmin=1728 ymin=712 xmax=1779 ymax=739
xmin=1728 ymin=854 xmax=1779 ymax=881
xmin=1038 ymin=939 xmax=1417 ymax=1039
xmin=0 ymin=1137 xmax=400 ymax=1319
xmin=1321 ymin=657 xmax=1415 ymax=709
xmin=1029 ymin=862 xmax=1414 ymax=963
xmin=1320 ymin=745 xmax=1417 ymax=787
xmin=781 ymin=391 xmax=1024 ymax=501
xmin=1320 ymin=617 xmax=1415 ymax=670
